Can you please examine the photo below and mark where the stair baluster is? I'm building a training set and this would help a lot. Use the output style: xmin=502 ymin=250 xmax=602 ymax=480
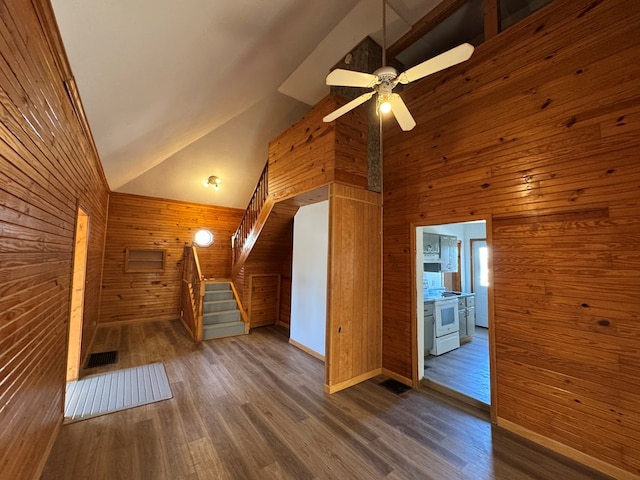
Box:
xmin=232 ymin=162 xmax=268 ymax=268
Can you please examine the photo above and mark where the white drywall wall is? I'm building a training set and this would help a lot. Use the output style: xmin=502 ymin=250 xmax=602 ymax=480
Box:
xmin=290 ymin=201 xmax=328 ymax=357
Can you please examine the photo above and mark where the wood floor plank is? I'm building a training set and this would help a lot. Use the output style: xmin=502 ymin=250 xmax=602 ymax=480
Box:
xmin=41 ymin=320 xmax=613 ymax=480
xmin=424 ymin=327 xmax=491 ymax=404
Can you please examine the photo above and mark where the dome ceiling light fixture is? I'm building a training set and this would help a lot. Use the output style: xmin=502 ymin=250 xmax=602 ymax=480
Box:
xmin=205 ymin=175 xmax=222 ymax=190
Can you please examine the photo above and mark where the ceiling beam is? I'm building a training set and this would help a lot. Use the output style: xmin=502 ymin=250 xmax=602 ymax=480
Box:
xmin=386 ymin=0 xmax=469 ymax=60
xmin=483 ymin=0 xmax=501 ymax=40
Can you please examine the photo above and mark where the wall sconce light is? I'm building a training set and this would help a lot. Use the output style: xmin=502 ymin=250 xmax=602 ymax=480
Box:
xmin=205 ymin=175 xmax=221 ymax=190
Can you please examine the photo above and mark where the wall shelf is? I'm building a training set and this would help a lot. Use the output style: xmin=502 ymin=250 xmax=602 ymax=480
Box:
xmin=124 ymin=248 xmax=166 ymax=273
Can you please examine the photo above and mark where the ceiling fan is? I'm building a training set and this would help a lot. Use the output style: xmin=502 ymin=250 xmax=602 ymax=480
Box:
xmin=322 ymin=1 xmax=475 ymax=131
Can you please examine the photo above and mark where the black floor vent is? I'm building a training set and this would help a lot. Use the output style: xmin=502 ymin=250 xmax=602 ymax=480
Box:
xmin=379 ymin=378 xmax=411 ymax=395
xmin=86 ymin=351 xmax=118 ymax=368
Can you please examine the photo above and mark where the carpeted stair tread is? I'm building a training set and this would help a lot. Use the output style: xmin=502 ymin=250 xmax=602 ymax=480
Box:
xmin=202 ymin=320 xmax=246 ymax=340
xmin=204 ymin=290 xmax=233 ymax=302
xmin=203 ymin=309 xmax=241 ymax=325
xmin=204 ymin=282 xmax=232 ymax=292
xmin=203 ymin=299 xmax=237 ymax=313
xmin=199 ymin=281 xmax=246 ymax=339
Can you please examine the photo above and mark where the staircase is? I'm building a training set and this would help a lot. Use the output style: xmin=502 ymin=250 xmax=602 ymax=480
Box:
xmin=202 ymin=281 xmax=246 ymax=340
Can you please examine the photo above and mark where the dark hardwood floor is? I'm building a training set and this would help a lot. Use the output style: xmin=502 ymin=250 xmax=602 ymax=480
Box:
xmin=424 ymin=327 xmax=490 ymax=405
xmin=41 ymin=320 xmax=611 ymax=479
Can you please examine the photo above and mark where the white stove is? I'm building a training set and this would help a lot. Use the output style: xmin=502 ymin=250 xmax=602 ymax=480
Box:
xmin=431 ymin=297 xmax=460 ymax=355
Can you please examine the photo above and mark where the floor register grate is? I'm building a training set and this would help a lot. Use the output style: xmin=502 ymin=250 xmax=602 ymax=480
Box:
xmin=85 ymin=350 xmax=118 ymax=368
xmin=379 ymin=378 xmax=412 ymax=395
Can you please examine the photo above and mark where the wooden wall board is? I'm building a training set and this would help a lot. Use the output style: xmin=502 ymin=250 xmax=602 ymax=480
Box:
xmin=248 ymin=274 xmax=281 ymax=328
xmin=268 ymin=95 xmax=368 ymax=203
xmin=325 ymin=184 xmax=382 ymax=392
xmin=381 ymin=0 xmax=640 ymax=476
xmin=100 ymin=193 xmax=243 ymax=325
xmin=236 ymin=200 xmax=298 ymax=329
xmin=0 ymin=1 xmax=110 ymax=478
xmin=334 ymin=109 xmax=369 ymax=189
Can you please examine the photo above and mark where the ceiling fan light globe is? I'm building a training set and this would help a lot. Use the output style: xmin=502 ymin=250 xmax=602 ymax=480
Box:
xmin=379 ymin=101 xmax=392 ymax=114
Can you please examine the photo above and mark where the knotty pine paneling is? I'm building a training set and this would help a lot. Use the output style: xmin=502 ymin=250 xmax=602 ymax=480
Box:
xmin=100 ymin=193 xmax=243 ymax=325
xmin=382 ymin=0 xmax=640 ymax=476
xmin=236 ymin=200 xmax=298 ymax=329
xmin=249 ymin=274 xmax=281 ymax=328
xmin=0 ymin=1 xmax=109 ymax=479
xmin=326 ymin=184 xmax=382 ymax=393
xmin=268 ymin=96 xmax=368 ymax=202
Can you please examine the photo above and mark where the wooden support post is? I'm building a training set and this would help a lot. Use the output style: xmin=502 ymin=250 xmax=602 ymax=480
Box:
xmin=483 ymin=0 xmax=500 ymax=40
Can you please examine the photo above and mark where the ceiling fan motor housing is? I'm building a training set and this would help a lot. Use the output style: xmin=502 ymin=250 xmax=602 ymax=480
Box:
xmin=373 ymin=65 xmax=399 ymax=83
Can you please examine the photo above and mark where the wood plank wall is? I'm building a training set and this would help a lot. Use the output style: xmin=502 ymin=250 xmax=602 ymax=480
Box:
xmin=326 ymin=184 xmax=382 ymax=392
xmin=237 ymin=200 xmax=298 ymax=329
xmin=258 ymin=94 xmax=368 ymax=331
xmin=262 ymin=96 xmax=381 ymax=391
xmin=100 ymin=193 xmax=243 ymax=325
xmin=268 ymin=95 xmax=368 ymax=202
xmin=382 ymin=0 xmax=640 ymax=476
xmin=0 ymin=1 xmax=110 ymax=478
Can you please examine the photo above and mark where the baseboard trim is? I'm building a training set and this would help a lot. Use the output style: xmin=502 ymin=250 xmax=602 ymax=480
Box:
xmin=381 ymin=369 xmax=413 ymax=387
xmin=289 ymin=338 xmax=324 ymax=362
xmin=98 ymin=316 xmax=179 ymax=328
xmin=324 ymin=368 xmax=383 ymax=394
xmin=498 ymin=417 xmax=637 ymax=480
xmin=178 ymin=315 xmax=196 ymax=340
xmin=35 ymin=415 xmax=63 ymax=480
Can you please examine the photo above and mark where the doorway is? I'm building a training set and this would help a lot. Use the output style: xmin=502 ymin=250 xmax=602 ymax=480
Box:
xmin=67 ymin=207 xmax=89 ymax=382
xmin=471 ymin=239 xmax=489 ymax=328
xmin=416 ymin=220 xmax=492 ymax=407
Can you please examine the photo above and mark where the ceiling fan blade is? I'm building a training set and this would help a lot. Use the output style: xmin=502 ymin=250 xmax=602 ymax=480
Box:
xmin=397 ymin=43 xmax=474 ymax=85
xmin=323 ymin=91 xmax=375 ymax=123
xmin=389 ymin=94 xmax=416 ymax=131
xmin=326 ymin=68 xmax=378 ymax=88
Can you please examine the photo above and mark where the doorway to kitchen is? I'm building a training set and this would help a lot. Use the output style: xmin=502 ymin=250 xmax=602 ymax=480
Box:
xmin=415 ymin=220 xmax=491 ymax=408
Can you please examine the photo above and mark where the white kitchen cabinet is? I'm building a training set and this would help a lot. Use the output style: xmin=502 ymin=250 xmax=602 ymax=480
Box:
xmin=458 ymin=297 xmax=468 ymax=339
xmin=423 ymin=233 xmax=440 ymax=261
xmin=466 ymin=306 xmax=476 ymax=337
xmin=440 ymin=235 xmax=458 ymax=272
xmin=424 ymin=301 xmax=435 ymax=354
xmin=458 ymin=295 xmax=475 ymax=340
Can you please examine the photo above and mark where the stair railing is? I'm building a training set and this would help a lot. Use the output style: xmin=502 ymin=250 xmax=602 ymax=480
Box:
xmin=232 ymin=162 xmax=268 ymax=266
xmin=181 ymin=245 xmax=204 ymax=341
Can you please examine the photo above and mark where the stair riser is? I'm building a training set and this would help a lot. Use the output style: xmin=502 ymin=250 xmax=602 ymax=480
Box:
xmin=203 ymin=310 xmax=241 ymax=325
xmin=202 ymin=321 xmax=245 ymax=340
xmin=204 ymin=291 xmax=233 ymax=302
xmin=203 ymin=300 xmax=237 ymax=313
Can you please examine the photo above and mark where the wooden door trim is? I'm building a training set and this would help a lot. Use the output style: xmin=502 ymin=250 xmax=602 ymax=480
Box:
xmin=414 ymin=222 xmax=497 ymax=423
xmin=67 ymin=207 xmax=89 ymax=382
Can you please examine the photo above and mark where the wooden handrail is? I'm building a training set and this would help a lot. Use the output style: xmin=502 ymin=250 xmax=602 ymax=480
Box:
xmin=180 ymin=245 xmax=204 ymax=341
xmin=229 ymin=281 xmax=250 ymax=333
xmin=232 ymin=162 xmax=269 ymax=267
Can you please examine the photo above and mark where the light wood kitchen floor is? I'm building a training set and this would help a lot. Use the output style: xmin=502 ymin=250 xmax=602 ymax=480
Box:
xmin=41 ymin=320 xmax=611 ymax=480
xmin=424 ymin=327 xmax=490 ymax=405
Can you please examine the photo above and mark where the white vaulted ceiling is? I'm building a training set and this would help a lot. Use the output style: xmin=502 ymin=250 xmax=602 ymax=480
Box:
xmin=50 ymin=0 xmax=445 ymax=208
